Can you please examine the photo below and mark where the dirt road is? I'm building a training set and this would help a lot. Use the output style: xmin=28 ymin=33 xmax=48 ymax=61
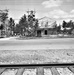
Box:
xmin=0 ymin=38 xmax=74 ymax=50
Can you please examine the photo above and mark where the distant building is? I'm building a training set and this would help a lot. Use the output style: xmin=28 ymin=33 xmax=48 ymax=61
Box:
xmin=36 ymin=17 xmax=57 ymax=37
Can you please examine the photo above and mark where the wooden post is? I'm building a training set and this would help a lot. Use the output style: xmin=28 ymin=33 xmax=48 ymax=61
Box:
xmin=15 ymin=68 xmax=25 ymax=75
xmin=0 ymin=68 xmax=6 ymax=74
xmin=50 ymin=67 xmax=60 ymax=75
xmin=36 ymin=67 xmax=44 ymax=75
xmin=68 ymin=66 xmax=74 ymax=73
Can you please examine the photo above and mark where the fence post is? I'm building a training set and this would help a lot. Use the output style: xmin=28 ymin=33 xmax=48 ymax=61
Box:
xmin=36 ymin=67 xmax=44 ymax=75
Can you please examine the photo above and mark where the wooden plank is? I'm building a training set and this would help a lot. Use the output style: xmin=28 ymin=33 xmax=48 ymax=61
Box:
xmin=0 ymin=68 xmax=6 ymax=74
xmin=15 ymin=68 xmax=25 ymax=75
xmin=68 ymin=66 xmax=74 ymax=73
xmin=36 ymin=67 xmax=44 ymax=75
xmin=50 ymin=67 xmax=60 ymax=75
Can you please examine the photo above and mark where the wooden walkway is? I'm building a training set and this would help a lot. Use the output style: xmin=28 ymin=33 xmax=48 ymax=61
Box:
xmin=0 ymin=63 xmax=74 ymax=75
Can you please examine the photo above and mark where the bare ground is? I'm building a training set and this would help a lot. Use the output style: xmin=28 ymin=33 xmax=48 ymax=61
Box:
xmin=0 ymin=38 xmax=74 ymax=64
xmin=0 ymin=49 xmax=74 ymax=64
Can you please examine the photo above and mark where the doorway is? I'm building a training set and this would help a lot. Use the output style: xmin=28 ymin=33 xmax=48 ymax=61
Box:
xmin=45 ymin=30 xmax=48 ymax=35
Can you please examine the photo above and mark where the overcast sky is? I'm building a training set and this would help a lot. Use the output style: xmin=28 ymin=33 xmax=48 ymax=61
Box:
xmin=0 ymin=0 xmax=74 ymax=24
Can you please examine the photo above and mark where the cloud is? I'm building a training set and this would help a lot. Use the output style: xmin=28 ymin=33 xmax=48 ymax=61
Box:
xmin=37 ymin=9 xmax=74 ymax=24
xmin=67 ymin=10 xmax=74 ymax=19
xmin=70 ymin=10 xmax=74 ymax=13
xmin=41 ymin=9 xmax=74 ymax=24
xmin=42 ymin=0 xmax=63 ymax=8
xmin=66 ymin=0 xmax=73 ymax=2
xmin=44 ymin=9 xmax=68 ymax=19
xmin=44 ymin=9 xmax=74 ymax=19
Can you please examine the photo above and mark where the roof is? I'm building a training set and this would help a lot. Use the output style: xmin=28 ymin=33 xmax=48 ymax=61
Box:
xmin=38 ymin=16 xmax=57 ymax=28
xmin=38 ymin=16 xmax=55 ymax=21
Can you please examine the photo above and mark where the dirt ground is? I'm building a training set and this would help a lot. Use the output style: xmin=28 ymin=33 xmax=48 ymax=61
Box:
xmin=0 ymin=38 xmax=74 ymax=64
xmin=0 ymin=38 xmax=74 ymax=50
xmin=0 ymin=49 xmax=74 ymax=64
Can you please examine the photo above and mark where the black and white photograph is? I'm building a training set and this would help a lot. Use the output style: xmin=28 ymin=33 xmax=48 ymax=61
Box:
xmin=0 ymin=0 xmax=74 ymax=75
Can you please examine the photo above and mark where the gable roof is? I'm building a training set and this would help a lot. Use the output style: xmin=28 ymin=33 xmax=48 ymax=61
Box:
xmin=38 ymin=16 xmax=57 ymax=28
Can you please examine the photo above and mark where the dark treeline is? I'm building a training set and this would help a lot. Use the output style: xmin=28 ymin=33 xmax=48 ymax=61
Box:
xmin=56 ymin=20 xmax=74 ymax=35
xmin=10 ymin=19 xmax=74 ymax=36
xmin=9 ymin=11 xmax=38 ymax=37
xmin=0 ymin=10 xmax=38 ymax=37
xmin=0 ymin=10 xmax=74 ymax=37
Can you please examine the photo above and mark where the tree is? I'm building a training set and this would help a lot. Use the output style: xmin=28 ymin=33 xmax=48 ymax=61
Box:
xmin=62 ymin=20 xmax=74 ymax=34
xmin=0 ymin=10 xmax=8 ymax=37
xmin=18 ymin=11 xmax=39 ymax=37
xmin=33 ymin=19 xmax=39 ymax=36
xmin=62 ymin=21 xmax=67 ymax=28
xmin=57 ymin=25 xmax=61 ymax=34
xmin=27 ymin=10 xmax=38 ymax=36
xmin=0 ymin=24 xmax=4 ymax=30
xmin=9 ymin=18 xmax=15 ymax=36
xmin=19 ymin=14 xmax=28 ymax=36
xmin=1 ymin=13 xmax=8 ymax=23
xmin=67 ymin=20 xmax=74 ymax=28
xmin=13 ymin=24 xmax=20 ymax=35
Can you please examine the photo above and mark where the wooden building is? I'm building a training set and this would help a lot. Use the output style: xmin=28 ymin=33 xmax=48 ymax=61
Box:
xmin=36 ymin=17 xmax=57 ymax=37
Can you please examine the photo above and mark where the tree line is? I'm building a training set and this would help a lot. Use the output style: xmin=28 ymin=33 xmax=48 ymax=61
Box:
xmin=56 ymin=20 xmax=74 ymax=35
xmin=0 ymin=10 xmax=38 ymax=37
xmin=0 ymin=10 xmax=74 ymax=37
